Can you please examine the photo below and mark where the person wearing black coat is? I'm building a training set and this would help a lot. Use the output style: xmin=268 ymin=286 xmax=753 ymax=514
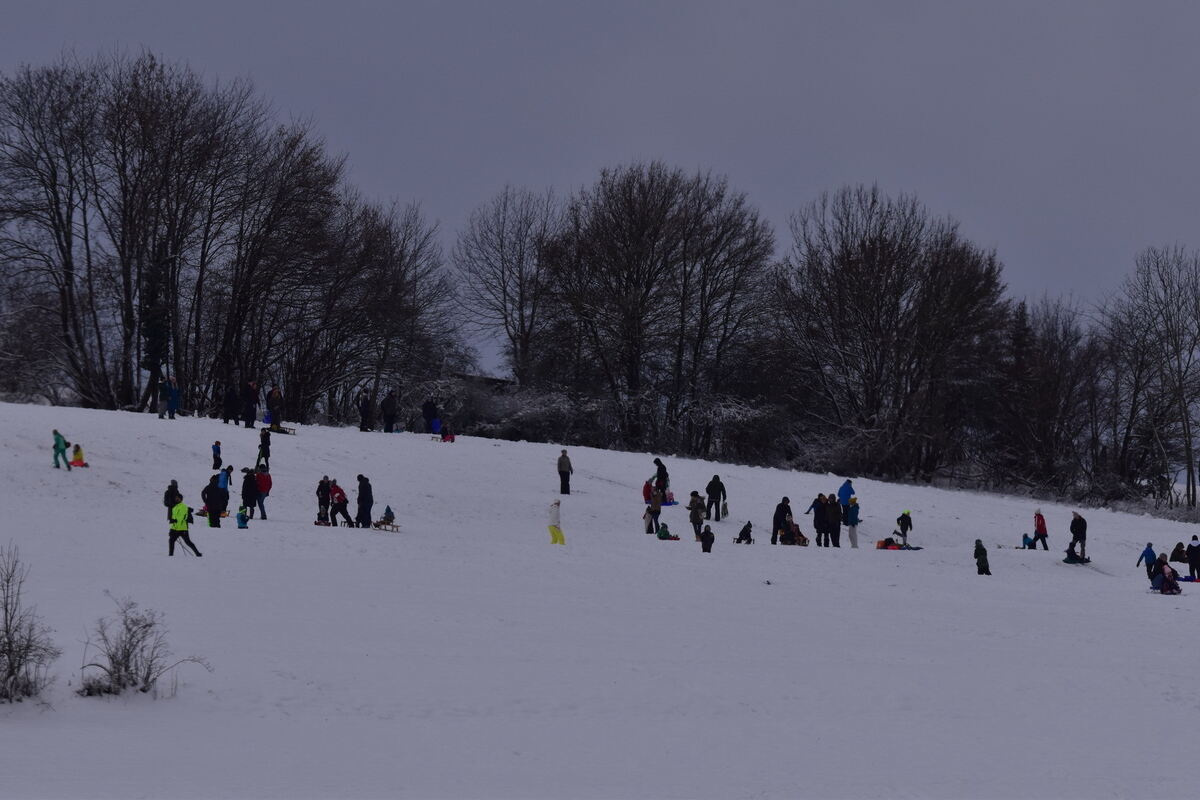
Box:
xmin=705 ymin=475 xmax=727 ymax=521
xmin=357 ymin=392 xmax=373 ymax=432
xmin=316 ymin=476 xmax=331 ymax=523
xmin=163 ymin=480 xmax=181 ymax=522
xmin=241 ymin=381 xmax=258 ymax=429
xmin=1187 ymin=535 xmax=1200 ymax=580
xmin=257 ymin=427 xmax=272 ymax=469
xmin=699 ymin=524 xmax=715 ymax=553
xmin=201 ymin=475 xmax=222 ymax=527
xmin=422 ymin=399 xmax=438 ymax=433
xmin=241 ymin=469 xmax=260 ymax=519
xmin=805 ymin=494 xmax=827 ymax=547
xmin=772 ymin=497 xmax=792 ymax=546
xmin=266 ymin=385 xmax=284 ymax=432
xmin=355 ymin=474 xmax=374 ymax=528
xmin=1068 ymin=512 xmax=1087 ymax=560
xmin=222 ymin=386 xmax=240 ymax=425
xmin=380 ymin=390 xmax=398 ymax=433
xmin=824 ymin=495 xmax=843 ymax=547
xmin=653 ymin=458 xmax=669 ymax=499
xmin=974 ymin=540 xmax=991 ymax=575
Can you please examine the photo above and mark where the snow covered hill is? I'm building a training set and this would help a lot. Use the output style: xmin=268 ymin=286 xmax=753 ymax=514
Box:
xmin=1 ymin=401 xmax=1194 ymax=799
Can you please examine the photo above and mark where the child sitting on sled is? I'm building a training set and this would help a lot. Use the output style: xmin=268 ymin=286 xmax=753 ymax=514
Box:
xmin=69 ymin=443 xmax=89 ymax=468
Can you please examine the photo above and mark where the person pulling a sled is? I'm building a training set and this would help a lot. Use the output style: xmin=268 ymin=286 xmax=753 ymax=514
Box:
xmin=52 ymin=429 xmax=71 ymax=470
xmin=1067 ymin=512 xmax=1087 ymax=560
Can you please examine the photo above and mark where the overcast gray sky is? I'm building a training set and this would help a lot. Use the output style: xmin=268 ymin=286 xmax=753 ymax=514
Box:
xmin=4 ymin=0 xmax=1198 ymax=309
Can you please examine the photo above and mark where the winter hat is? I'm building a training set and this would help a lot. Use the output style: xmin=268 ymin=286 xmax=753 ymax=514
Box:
xmin=782 ymin=496 xmax=789 ymax=503
xmin=904 ymin=510 xmax=911 ymax=515
xmin=849 ymin=497 xmax=858 ymax=505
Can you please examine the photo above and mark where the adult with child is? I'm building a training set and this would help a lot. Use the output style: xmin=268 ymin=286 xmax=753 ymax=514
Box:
xmin=329 ymin=479 xmax=353 ymax=526
xmin=705 ymin=475 xmax=727 ymax=521
xmin=168 ymin=494 xmax=202 ymax=557
xmin=1068 ymin=512 xmax=1087 ymax=560
xmin=558 ymin=449 xmax=573 ymax=495
xmin=772 ymin=497 xmax=793 ymax=546
xmin=1032 ymin=509 xmax=1049 ymax=550
xmin=52 ymin=429 xmax=71 ymax=470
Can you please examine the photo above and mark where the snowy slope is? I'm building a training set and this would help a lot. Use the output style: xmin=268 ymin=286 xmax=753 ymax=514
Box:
xmin=1 ymin=402 xmax=1195 ymax=799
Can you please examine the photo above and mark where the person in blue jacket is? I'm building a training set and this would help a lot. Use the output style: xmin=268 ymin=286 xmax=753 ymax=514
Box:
xmin=837 ymin=479 xmax=854 ymax=510
xmin=1136 ymin=543 xmax=1157 ymax=581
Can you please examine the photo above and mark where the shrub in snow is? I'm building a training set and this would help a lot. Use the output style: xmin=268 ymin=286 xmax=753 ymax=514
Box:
xmin=79 ymin=592 xmax=211 ymax=697
xmin=0 ymin=544 xmax=62 ymax=702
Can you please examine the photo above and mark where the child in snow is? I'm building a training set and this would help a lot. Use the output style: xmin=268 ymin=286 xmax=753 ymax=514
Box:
xmin=547 ymin=499 xmax=565 ymax=545
xmin=699 ymin=524 xmax=715 ymax=553
xmin=1160 ymin=560 xmax=1182 ymax=595
xmin=974 ymin=540 xmax=991 ymax=575
xmin=1170 ymin=542 xmax=1188 ymax=564
xmin=896 ymin=510 xmax=914 ymax=547
xmin=656 ymin=522 xmax=680 ymax=541
xmin=236 ymin=506 xmax=250 ymax=529
xmin=52 ymin=429 xmax=70 ymax=470
xmin=735 ymin=521 xmax=754 ymax=544
xmin=440 ymin=424 xmax=456 ymax=443
xmin=1137 ymin=543 xmax=1157 ymax=580
xmin=382 ymin=505 xmax=395 ymax=524
xmin=1022 ymin=533 xmax=1036 ymax=549
xmin=213 ymin=441 xmax=222 ymax=470
xmin=69 ymin=443 xmax=89 ymax=468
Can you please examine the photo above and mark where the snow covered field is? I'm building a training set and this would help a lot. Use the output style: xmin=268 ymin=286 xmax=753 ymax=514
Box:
xmin=1 ymin=401 xmax=1195 ymax=799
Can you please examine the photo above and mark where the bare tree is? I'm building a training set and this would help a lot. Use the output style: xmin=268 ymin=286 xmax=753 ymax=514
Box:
xmin=0 ymin=544 xmax=61 ymax=702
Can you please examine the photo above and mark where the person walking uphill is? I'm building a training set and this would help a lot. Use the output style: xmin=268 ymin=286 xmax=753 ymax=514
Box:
xmin=52 ymin=429 xmax=71 ymax=470
xmin=974 ymin=540 xmax=991 ymax=575
xmin=355 ymin=474 xmax=373 ymax=528
xmin=558 ymin=449 xmax=573 ymax=495
xmin=705 ymin=475 xmax=727 ymax=521
xmin=1068 ymin=512 xmax=1087 ymax=560
xmin=168 ymin=495 xmax=202 ymax=556
xmin=548 ymin=499 xmax=565 ymax=545
xmin=1032 ymin=508 xmax=1049 ymax=550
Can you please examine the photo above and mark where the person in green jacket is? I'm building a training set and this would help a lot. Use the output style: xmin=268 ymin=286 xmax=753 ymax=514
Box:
xmin=52 ymin=429 xmax=70 ymax=470
xmin=169 ymin=497 xmax=203 ymax=557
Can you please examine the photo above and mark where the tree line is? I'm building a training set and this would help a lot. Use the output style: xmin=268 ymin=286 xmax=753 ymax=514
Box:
xmin=1 ymin=52 xmax=1196 ymax=507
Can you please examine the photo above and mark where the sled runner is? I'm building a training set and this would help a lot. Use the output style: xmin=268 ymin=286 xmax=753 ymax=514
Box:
xmin=372 ymin=521 xmax=400 ymax=532
xmin=313 ymin=520 xmax=332 ymax=526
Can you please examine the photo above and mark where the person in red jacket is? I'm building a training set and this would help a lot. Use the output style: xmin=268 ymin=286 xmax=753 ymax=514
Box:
xmin=1032 ymin=508 xmax=1049 ymax=550
xmin=254 ymin=466 xmax=272 ymax=520
xmin=329 ymin=479 xmax=353 ymax=526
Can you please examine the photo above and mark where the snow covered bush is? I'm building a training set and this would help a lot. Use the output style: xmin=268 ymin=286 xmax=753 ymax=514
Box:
xmin=0 ymin=544 xmax=62 ymax=703
xmin=79 ymin=593 xmax=211 ymax=698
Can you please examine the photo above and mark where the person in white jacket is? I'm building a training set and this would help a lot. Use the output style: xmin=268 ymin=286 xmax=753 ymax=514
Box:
xmin=548 ymin=499 xmax=565 ymax=545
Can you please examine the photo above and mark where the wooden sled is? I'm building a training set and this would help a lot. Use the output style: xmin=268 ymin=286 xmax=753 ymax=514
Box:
xmin=372 ymin=521 xmax=400 ymax=532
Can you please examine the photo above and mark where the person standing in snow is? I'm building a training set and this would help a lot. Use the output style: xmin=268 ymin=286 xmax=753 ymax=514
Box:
xmin=201 ymin=475 xmax=222 ymax=527
xmin=548 ymin=499 xmax=565 ymax=545
xmin=1186 ymin=535 xmax=1200 ymax=581
xmin=687 ymin=491 xmax=705 ymax=541
xmin=163 ymin=479 xmax=181 ymax=521
xmin=256 ymin=427 xmax=271 ymax=469
xmin=652 ymin=458 xmax=669 ymax=500
xmin=844 ymin=497 xmax=861 ymax=548
xmin=896 ymin=510 xmax=914 ymax=547
xmin=52 ymin=429 xmax=71 ymax=471
xmin=240 ymin=468 xmax=260 ymax=519
xmin=772 ymin=497 xmax=792 ymax=546
xmin=1137 ymin=543 xmax=1157 ymax=580
xmin=699 ymin=524 xmax=715 ymax=553
xmin=329 ymin=479 xmax=352 ymax=526
xmin=974 ymin=540 xmax=991 ymax=575
xmin=824 ymin=494 xmax=843 ymax=547
xmin=168 ymin=494 xmax=202 ymax=557
xmin=837 ymin=479 xmax=854 ymax=511
xmin=217 ymin=466 xmax=232 ymax=521
xmin=316 ymin=476 xmax=331 ymax=523
xmin=1068 ymin=512 xmax=1087 ymax=560
xmin=705 ymin=475 xmax=727 ymax=521
xmin=255 ymin=466 xmax=272 ymax=520
xmin=1031 ymin=508 xmax=1049 ymax=550
xmin=212 ymin=440 xmax=222 ymax=471
xmin=241 ymin=381 xmax=259 ymax=429
xmin=355 ymin=474 xmax=374 ymax=528
xmin=648 ymin=488 xmax=663 ymax=534
xmin=422 ymin=398 xmax=438 ymax=433
xmin=357 ymin=391 xmax=373 ymax=432
xmin=380 ymin=389 xmax=398 ymax=433
xmin=222 ymin=385 xmax=240 ymax=425
xmin=558 ymin=449 xmax=573 ymax=495
xmin=805 ymin=494 xmax=826 ymax=546
xmin=157 ymin=377 xmax=171 ymax=419
xmin=266 ymin=385 xmax=284 ymax=432
xmin=166 ymin=377 xmax=181 ymax=420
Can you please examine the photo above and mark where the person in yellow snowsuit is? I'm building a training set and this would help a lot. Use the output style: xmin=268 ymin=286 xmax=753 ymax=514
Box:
xmin=69 ymin=443 xmax=88 ymax=467
xmin=169 ymin=498 xmax=203 ymax=557
xmin=547 ymin=500 xmax=565 ymax=545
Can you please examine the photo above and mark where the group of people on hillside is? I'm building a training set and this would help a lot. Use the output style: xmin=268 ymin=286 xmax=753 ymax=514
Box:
xmin=315 ymin=474 xmax=376 ymax=528
xmin=1136 ymin=536 xmax=1200 ymax=594
xmin=766 ymin=480 xmax=865 ymax=549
